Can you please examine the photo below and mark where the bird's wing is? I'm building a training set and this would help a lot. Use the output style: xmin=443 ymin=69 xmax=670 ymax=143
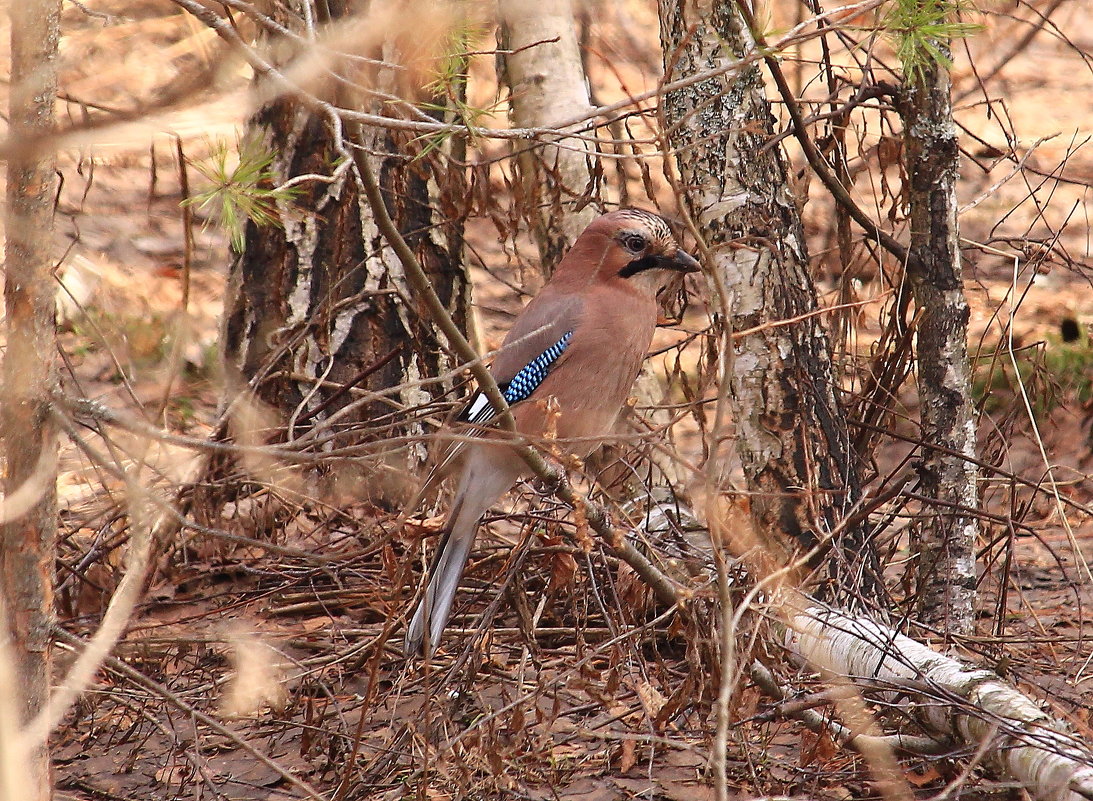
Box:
xmin=419 ymin=290 xmax=582 ymax=489
xmin=460 ymin=330 xmax=574 ymax=425
xmin=457 ymin=291 xmax=583 ymax=426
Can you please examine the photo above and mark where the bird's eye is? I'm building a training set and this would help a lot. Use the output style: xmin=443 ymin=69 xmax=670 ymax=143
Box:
xmin=622 ymin=233 xmax=647 ymax=253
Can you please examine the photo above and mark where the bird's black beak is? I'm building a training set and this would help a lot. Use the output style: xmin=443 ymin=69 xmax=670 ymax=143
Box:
xmin=671 ymin=248 xmax=701 ymax=273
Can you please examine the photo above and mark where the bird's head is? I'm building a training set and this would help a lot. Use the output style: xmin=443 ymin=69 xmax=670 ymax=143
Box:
xmin=562 ymin=208 xmax=701 ymax=293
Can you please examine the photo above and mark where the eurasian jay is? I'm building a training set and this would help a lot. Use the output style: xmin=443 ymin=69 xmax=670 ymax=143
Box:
xmin=405 ymin=208 xmax=701 ymax=655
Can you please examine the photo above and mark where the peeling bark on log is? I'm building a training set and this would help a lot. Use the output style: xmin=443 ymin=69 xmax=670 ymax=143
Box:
xmin=1 ymin=0 xmax=61 ymax=797
xmin=900 ymin=52 xmax=978 ymax=637
xmin=499 ymin=0 xmax=599 ymax=273
xmin=215 ymin=0 xmax=469 ymax=508
xmin=785 ymin=603 xmax=1093 ymax=801
xmin=659 ymin=0 xmax=883 ymax=605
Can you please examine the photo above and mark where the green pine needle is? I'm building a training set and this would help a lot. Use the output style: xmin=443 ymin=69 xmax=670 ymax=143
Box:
xmin=184 ymin=135 xmax=299 ymax=252
xmin=883 ymin=0 xmax=981 ymax=85
xmin=411 ymin=20 xmax=501 ymax=159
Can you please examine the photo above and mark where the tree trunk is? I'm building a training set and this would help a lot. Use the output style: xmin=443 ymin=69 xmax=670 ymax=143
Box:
xmin=1 ymin=0 xmax=61 ymax=797
xmin=900 ymin=50 xmax=978 ymax=638
xmin=217 ymin=1 xmax=469 ymax=508
xmin=498 ymin=0 xmax=599 ymax=273
xmin=658 ymin=0 xmax=883 ymax=605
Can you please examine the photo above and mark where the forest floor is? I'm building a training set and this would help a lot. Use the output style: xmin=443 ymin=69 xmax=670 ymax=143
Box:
xmin=3 ymin=0 xmax=1093 ymax=799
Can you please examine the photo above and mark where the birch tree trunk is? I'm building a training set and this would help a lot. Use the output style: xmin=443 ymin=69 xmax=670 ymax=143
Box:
xmin=1 ymin=0 xmax=61 ymax=797
xmin=216 ymin=1 xmax=469 ymax=507
xmin=659 ymin=1 xmax=882 ymax=604
xmin=900 ymin=48 xmax=978 ymax=637
xmin=498 ymin=0 xmax=598 ymax=273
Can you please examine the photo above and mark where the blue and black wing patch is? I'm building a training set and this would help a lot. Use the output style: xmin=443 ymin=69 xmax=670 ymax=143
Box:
xmin=503 ymin=331 xmax=573 ymax=404
xmin=461 ymin=331 xmax=574 ymax=425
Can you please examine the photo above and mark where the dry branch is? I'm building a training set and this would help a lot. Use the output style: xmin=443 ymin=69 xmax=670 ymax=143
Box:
xmin=0 ymin=0 xmax=896 ymax=163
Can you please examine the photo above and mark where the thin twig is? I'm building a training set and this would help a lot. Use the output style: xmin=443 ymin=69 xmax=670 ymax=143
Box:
xmin=734 ymin=0 xmax=911 ymax=268
xmin=749 ymin=660 xmax=952 ymax=756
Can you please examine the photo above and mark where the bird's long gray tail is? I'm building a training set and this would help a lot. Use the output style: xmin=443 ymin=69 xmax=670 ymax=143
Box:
xmin=405 ymin=448 xmax=522 ymax=656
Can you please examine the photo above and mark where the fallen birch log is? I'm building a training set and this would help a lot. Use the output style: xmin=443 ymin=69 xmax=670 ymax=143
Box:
xmin=784 ymin=602 xmax=1093 ymax=801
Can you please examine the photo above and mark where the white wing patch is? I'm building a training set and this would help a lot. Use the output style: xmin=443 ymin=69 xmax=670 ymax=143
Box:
xmin=464 ymin=393 xmax=493 ymax=424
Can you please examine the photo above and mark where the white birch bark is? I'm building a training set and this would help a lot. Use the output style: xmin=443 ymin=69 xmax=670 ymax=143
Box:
xmin=785 ymin=602 xmax=1093 ymax=801
xmin=499 ymin=0 xmax=598 ymax=271
xmin=659 ymin=0 xmax=883 ymax=602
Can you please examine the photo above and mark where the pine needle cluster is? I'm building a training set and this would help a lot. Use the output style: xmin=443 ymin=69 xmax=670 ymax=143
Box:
xmin=883 ymin=0 xmax=981 ymax=84
xmin=184 ymin=136 xmax=300 ymax=252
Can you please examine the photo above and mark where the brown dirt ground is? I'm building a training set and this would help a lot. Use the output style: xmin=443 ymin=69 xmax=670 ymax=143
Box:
xmin=1 ymin=0 xmax=1092 ymax=799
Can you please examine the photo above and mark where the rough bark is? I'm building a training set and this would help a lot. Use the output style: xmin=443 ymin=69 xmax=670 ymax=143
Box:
xmin=900 ymin=52 xmax=978 ymax=637
xmin=498 ymin=0 xmax=598 ymax=273
xmin=659 ymin=0 xmax=883 ymax=606
xmin=217 ymin=0 xmax=469 ymax=508
xmin=785 ymin=601 xmax=1093 ymax=801
xmin=1 ymin=0 xmax=61 ymax=797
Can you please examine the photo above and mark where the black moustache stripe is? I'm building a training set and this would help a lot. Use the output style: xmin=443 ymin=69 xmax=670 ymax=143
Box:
xmin=618 ymin=255 xmax=659 ymax=278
